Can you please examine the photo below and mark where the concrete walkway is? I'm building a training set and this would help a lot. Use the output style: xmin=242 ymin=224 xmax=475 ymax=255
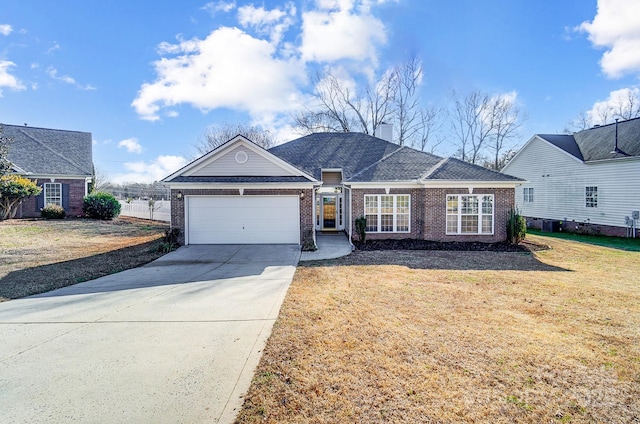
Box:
xmin=300 ymin=232 xmax=353 ymax=261
xmin=0 ymin=244 xmax=299 ymax=424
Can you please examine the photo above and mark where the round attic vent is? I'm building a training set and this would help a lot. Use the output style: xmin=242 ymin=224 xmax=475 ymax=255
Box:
xmin=235 ymin=150 xmax=248 ymax=164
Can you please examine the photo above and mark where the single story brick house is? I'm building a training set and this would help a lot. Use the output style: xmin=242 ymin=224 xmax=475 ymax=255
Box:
xmin=163 ymin=132 xmax=523 ymax=246
xmin=3 ymin=124 xmax=93 ymax=218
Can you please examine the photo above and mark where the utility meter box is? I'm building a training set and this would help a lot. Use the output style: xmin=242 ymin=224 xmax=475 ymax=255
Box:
xmin=633 ymin=211 xmax=640 ymax=220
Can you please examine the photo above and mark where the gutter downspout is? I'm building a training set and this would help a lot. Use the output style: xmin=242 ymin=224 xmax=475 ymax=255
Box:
xmin=344 ymin=185 xmax=355 ymax=250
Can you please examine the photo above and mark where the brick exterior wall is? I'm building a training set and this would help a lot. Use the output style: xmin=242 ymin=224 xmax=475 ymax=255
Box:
xmin=170 ymin=188 xmax=313 ymax=245
xmin=17 ymin=178 xmax=87 ymax=218
xmin=350 ymin=187 xmax=515 ymax=243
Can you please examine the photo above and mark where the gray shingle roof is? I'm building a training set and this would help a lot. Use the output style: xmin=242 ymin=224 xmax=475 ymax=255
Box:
xmin=428 ymin=158 xmax=525 ymax=181
xmin=538 ymin=117 xmax=640 ymax=162
xmin=168 ymin=176 xmax=312 ymax=183
xmin=270 ymin=132 xmax=521 ymax=183
xmin=3 ymin=124 xmax=93 ymax=176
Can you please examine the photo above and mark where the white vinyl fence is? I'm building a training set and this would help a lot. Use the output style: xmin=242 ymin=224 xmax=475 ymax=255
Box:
xmin=119 ymin=199 xmax=170 ymax=222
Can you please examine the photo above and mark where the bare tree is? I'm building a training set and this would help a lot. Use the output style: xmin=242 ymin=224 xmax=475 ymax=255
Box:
xmin=0 ymin=125 xmax=14 ymax=176
xmin=293 ymin=70 xmax=397 ymax=136
xmin=449 ymin=90 xmax=494 ymax=164
xmin=393 ymin=58 xmax=422 ymax=146
xmin=90 ymin=165 xmax=111 ymax=193
xmin=194 ymin=122 xmax=279 ymax=156
xmin=565 ymin=89 xmax=640 ymax=132
xmin=412 ymin=107 xmax=443 ymax=153
xmin=488 ymin=95 xmax=525 ymax=170
xmin=612 ymin=90 xmax=640 ymax=120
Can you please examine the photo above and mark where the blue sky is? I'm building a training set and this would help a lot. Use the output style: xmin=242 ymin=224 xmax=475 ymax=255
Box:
xmin=1 ymin=0 xmax=639 ymax=183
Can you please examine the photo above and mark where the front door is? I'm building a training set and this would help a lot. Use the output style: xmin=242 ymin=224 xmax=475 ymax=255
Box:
xmin=322 ymin=195 xmax=337 ymax=229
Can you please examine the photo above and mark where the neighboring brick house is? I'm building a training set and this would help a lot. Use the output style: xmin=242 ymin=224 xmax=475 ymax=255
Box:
xmin=3 ymin=124 xmax=93 ymax=218
xmin=163 ymin=131 xmax=522 ymax=246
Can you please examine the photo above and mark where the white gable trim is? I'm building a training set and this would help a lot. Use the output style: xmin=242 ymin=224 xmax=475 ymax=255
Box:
xmin=163 ymin=135 xmax=317 ymax=182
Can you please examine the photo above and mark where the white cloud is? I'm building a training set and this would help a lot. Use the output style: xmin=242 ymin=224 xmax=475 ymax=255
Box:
xmin=0 ymin=24 xmax=12 ymax=36
xmin=202 ymin=1 xmax=236 ymax=16
xmin=47 ymin=66 xmax=96 ymax=90
xmin=46 ymin=42 xmax=61 ymax=54
xmin=0 ymin=61 xmax=26 ymax=96
xmin=112 ymin=155 xmax=188 ymax=184
xmin=238 ymin=2 xmax=296 ymax=44
xmin=47 ymin=67 xmax=76 ymax=84
xmin=300 ymin=0 xmax=387 ymax=63
xmin=131 ymin=27 xmax=306 ymax=121
xmin=578 ymin=0 xmax=640 ymax=78
xmin=118 ymin=137 xmax=143 ymax=154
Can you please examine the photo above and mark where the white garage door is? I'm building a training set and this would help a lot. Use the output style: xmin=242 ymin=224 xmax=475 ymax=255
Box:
xmin=187 ymin=196 xmax=300 ymax=244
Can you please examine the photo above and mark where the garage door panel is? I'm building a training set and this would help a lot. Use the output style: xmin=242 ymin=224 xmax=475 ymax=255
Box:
xmin=187 ymin=196 xmax=299 ymax=244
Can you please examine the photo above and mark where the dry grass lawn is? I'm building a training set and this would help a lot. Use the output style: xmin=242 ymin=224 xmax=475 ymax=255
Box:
xmin=236 ymin=235 xmax=640 ymax=423
xmin=0 ymin=217 xmax=168 ymax=301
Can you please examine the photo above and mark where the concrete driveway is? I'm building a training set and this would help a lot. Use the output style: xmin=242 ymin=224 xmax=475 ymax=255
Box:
xmin=0 ymin=244 xmax=300 ymax=424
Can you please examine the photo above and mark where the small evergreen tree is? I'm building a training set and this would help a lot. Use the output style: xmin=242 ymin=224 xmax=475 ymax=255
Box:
xmin=506 ymin=208 xmax=526 ymax=245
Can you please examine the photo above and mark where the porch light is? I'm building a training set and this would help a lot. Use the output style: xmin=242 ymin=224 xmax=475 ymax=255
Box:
xmin=176 ymin=191 xmax=183 ymax=200
xmin=300 ymin=191 xmax=305 ymax=199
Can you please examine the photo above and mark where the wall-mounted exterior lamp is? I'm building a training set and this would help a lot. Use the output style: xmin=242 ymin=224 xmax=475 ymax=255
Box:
xmin=300 ymin=191 xmax=305 ymax=200
xmin=176 ymin=191 xmax=183 ymax=200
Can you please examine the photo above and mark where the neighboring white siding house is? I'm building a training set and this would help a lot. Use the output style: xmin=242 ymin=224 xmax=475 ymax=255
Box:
xmin=503 ymin=118 xmax=640 ymax=236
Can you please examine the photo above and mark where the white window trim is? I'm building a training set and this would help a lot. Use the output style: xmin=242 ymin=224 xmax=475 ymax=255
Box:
xmin=446 ymin=194 xmax=494 ymax=235
xmin=523 ymin=187 xmax=534 ymax=203
xmin=44 ymin=182 xmax=63 ymax=207
xmin=364 ymin=194 xmax=411 ymax=233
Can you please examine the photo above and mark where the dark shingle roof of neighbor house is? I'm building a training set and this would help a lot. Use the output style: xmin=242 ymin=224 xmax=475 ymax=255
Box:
xmin=270 ymin=132 xmax=522 ymax=182
xmin=2 ymin=124 xmax=93 ymax=176
xmin=538 ymin=117 xmax=640 ymax=162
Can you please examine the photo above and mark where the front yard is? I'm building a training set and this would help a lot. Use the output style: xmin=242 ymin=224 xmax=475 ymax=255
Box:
xmin=236 ymin=235 xmax=640 ymax=423
xmin=0 ymin=217 xmax=168 ymax=301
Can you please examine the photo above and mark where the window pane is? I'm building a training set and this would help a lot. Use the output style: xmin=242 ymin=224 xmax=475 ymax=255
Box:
xmin=446 ymin=215 xmax=458 ymax=233
xmin=381 ymin=195 xmax=394 ymax=214
xmin=380 ymin=214 xmax=394 ymax=232
xmin=365 ymin=214 xmax=378 ymax=232
xmin=585 ymin=186 xmax=597 ymax=208
xmin=482 ymin=215 xmax=493 ymax=234
xmin=396 ymin=195 xmax=409 ymax=213
xmin=461 ymin=215 xmax=478 ymax=233
xmin=365 ymin=196 xmax=378 ymax=214
xmin=482 ymin=196 xmax=493 ymax=214
xmin=447 ymin=196 xmax=458 ymax=213
xmin=397 ymin=214 xmax=409 ymax=232
xmin=461 ymin=196 xmax=478 ymax=214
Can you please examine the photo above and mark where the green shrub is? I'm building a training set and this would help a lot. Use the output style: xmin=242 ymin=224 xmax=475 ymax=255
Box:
xmin=83 ymin=192 xmax=121 ymax=220
xmin=506 ymin=208 xmax=526 ymax=245
xmin=41 ymin=204 xmax=66 ymax=219
xmin=158 ymin=228 xmax=180 ymax=252
xmin=355 ymin=216 xmax=367 ymax=243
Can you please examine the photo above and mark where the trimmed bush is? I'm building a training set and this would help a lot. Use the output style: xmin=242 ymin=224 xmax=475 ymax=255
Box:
xmin=506 ymin=208 xmax=526 ymax=245
xmin=83 ymin=192 xmax=121 ymax=220
xmin=41 ymin=204 xmax=66 ymax=219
